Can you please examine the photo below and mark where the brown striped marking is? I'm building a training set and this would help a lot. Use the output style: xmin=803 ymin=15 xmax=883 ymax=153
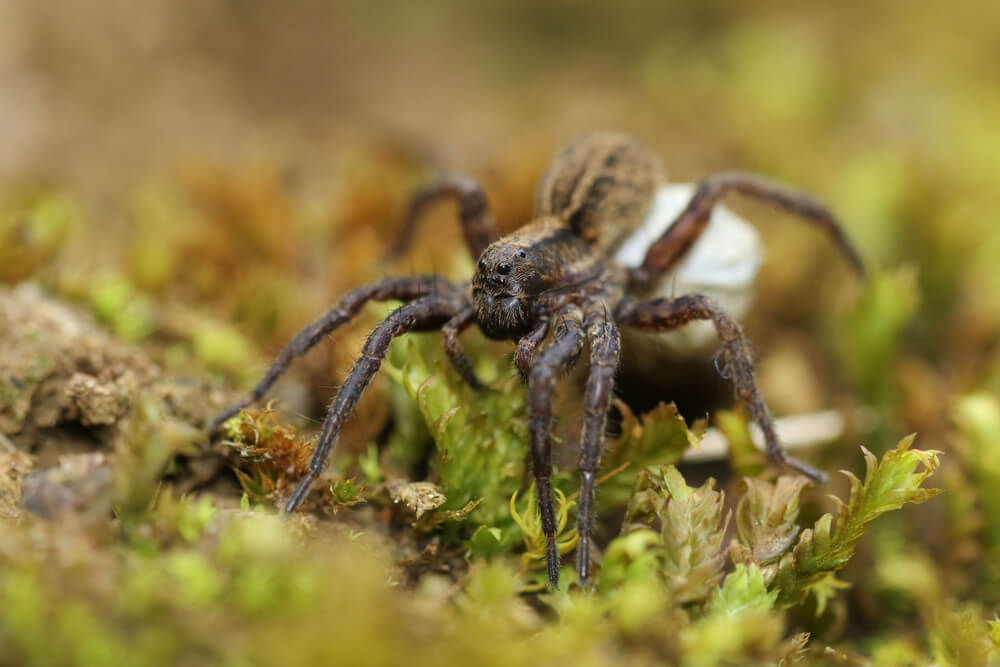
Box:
xmin=535 ymin=132 xmax=665 ymax=255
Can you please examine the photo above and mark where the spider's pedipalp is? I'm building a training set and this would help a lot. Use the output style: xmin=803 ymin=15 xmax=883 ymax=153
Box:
xmin=528 ymin=311 xmax=586 ymax=588
xmin=617 ymin=294 xmax=827 ymax=484
xmin=514 ymin=320 xmax=550 ymax=383
xmin=209 ymin=275 xmax=453 ymax=433
xmin=576 ymin=306 xmax=621 ymax=584
xmin=442 ymin=305 xmax=483 ymax=390
xmin=285 ymin=291 xmax=467 ymax=512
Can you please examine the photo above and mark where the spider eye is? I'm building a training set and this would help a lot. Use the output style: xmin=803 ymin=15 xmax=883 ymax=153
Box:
xmin=497 ymin=262 xmax=512 ymax=275
xmin=518 ymin=250 xmax=526 ymax=258
xmin=477 ymin=259 xmax=487 ymax=271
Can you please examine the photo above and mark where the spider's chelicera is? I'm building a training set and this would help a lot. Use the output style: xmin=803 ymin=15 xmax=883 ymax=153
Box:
xmin=209 ymin=132 xmax=865 ymax=588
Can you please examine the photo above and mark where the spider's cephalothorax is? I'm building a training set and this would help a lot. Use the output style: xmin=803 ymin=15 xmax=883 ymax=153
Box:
xmin=209 ymin=132 xmax=865 ymax=589
xmin=472 ymin=218 xmax=607 ymax=340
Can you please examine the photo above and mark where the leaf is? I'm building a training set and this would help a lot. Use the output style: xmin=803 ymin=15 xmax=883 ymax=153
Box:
xmin=709 ymin=563 xmax=777 ymax=617
xmin=989 ymin=616 xmax=1000 ymax=654
xmin=618 ymin=465 xmax=729 ymax=604
xmin=599 ymin=401 xmax=703 ymax=510
xmin=509 ymin=484 xmax=579 ymax=575
xmin=595 ymin=528 xmax=674 ymax=636
xmin=598 ymin=529 xmax=663 ymax=593
xmin=659 ymin=469 xmax=730 ymax=603
xmin=331 ymin=477 xmax=367 ymax=509
xmin=113 ymin=393 xmax=200 ymax=522
xmin=806 ymin=572 xmax=851 ymax=617
xmin=716 ymin=408 xmax=766 ymax=478
xmin=772 ymin=435 xmax=941 ymax=606
xmin=835 ymin=267 xmax=920 ymax=414
xmin=357 ymin=443 xmax=383 ymax=485
xmin=952 ymin=394 xmax=1000 ymax=546
xmin=929 ymin=603 xmax=999 ymax=667
xmin=679 ymin=564 xmax=787 ymax=667
xmin=730 ymin=476 xmax=810 ymax=578
xmin=384 ymin=335 xmax=533 ymax=533
xmin=468 ymin=525 xmax=506 ymax=557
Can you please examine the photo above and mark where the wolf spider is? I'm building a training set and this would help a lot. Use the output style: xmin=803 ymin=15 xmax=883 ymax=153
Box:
xmin=210 ymin=132 xmax=864 ymax=588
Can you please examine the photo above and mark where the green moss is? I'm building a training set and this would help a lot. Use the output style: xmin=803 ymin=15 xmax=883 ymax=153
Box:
xmin=384 ymin=334 xmax=536 ymax=546
xmin=0 ymin=191 xmax=79 ymax=283
xmin=5 ymin=9 xmax=1000 ymax=658
xmin=509 ymin=483 xmax=578 ymax=579
xmin=769 ymin=436 xmax=942 ymax=607
xmin=613 ymin=465 xmax=729 ymax=604
xmin=190 ymin=320 xmax=262 ymax=385
xmin=113 ymin=394 xmax=201 ymax=524
xmin=833 ymin=267 xmax=920 ymax=452
xmin=90 ymin=273 xmax=158 ymax=342
xmin=598 ymin=401 xmax=702 ymax=509
xmin=953 ymin=394 xmax=1000 ymax=547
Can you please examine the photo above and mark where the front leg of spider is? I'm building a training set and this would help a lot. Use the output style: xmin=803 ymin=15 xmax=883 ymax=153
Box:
xmin=208 ymin=275 xmax=452 ymax=433
xmin=617 ymin=294 xmax=828 ymax=483
xmin=284 ymin=292 xmax=466 ymax=512
xmin=211 ymin=172 xmax=501 ymax=433
xmin=575 ymin=307 xmax=621 ymax=584
xmin=528 ymin=314 xmax=586 ymax=588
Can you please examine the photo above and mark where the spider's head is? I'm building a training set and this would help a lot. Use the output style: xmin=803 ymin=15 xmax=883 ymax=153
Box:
xmin=471 ymin=240 xmax=545 ymax=340
xmin=471 ymin=219 xmax=598 ymax=340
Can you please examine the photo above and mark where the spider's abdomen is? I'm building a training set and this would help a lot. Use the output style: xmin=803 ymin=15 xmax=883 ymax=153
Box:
xmin=535 ymin=132 xmax=665 ymax=256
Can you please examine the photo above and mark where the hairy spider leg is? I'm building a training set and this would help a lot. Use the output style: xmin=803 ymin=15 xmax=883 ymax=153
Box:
xmin=208 ymin=276 xmax=453 ymax=433
xmin=616 ymin=294 xmax=829 ymax=483
xmin=575 ymin=307 xmax=622 ymax=584
xmin=528 ymin=314 xmax=586 ymax=588
xmin=514 ymin=320 xmax=550 ymax=383
xmin=386 ymin=174 xmax=499 ymax=261
xmin=634 ymin=171 xmax=866 ymax=290
xmin=284 ymin=292 xmax=466 ymax=512
xmin=441 ymin=305 xmax=483 ymax=390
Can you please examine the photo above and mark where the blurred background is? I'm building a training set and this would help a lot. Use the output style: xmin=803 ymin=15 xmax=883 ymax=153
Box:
xmin=3 ymin=1 xmax=1000 ymax=663
xmin=5 ymin=0 xmax=1000 ymax=413
xmin=5 ymin=0 xmax=1000 ymax=459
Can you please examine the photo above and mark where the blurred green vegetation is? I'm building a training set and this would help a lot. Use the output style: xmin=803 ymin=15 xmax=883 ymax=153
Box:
xmin=3 ymin=1 xmax=1000 ymax=664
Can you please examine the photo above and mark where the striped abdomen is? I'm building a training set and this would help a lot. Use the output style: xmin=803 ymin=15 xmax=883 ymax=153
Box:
xmin=535 ymin=132 xmax=665 ymax=255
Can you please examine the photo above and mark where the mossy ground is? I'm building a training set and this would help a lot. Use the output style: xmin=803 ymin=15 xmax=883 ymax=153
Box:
xmin=3 ymin=3 xmax=1000 ymax=665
